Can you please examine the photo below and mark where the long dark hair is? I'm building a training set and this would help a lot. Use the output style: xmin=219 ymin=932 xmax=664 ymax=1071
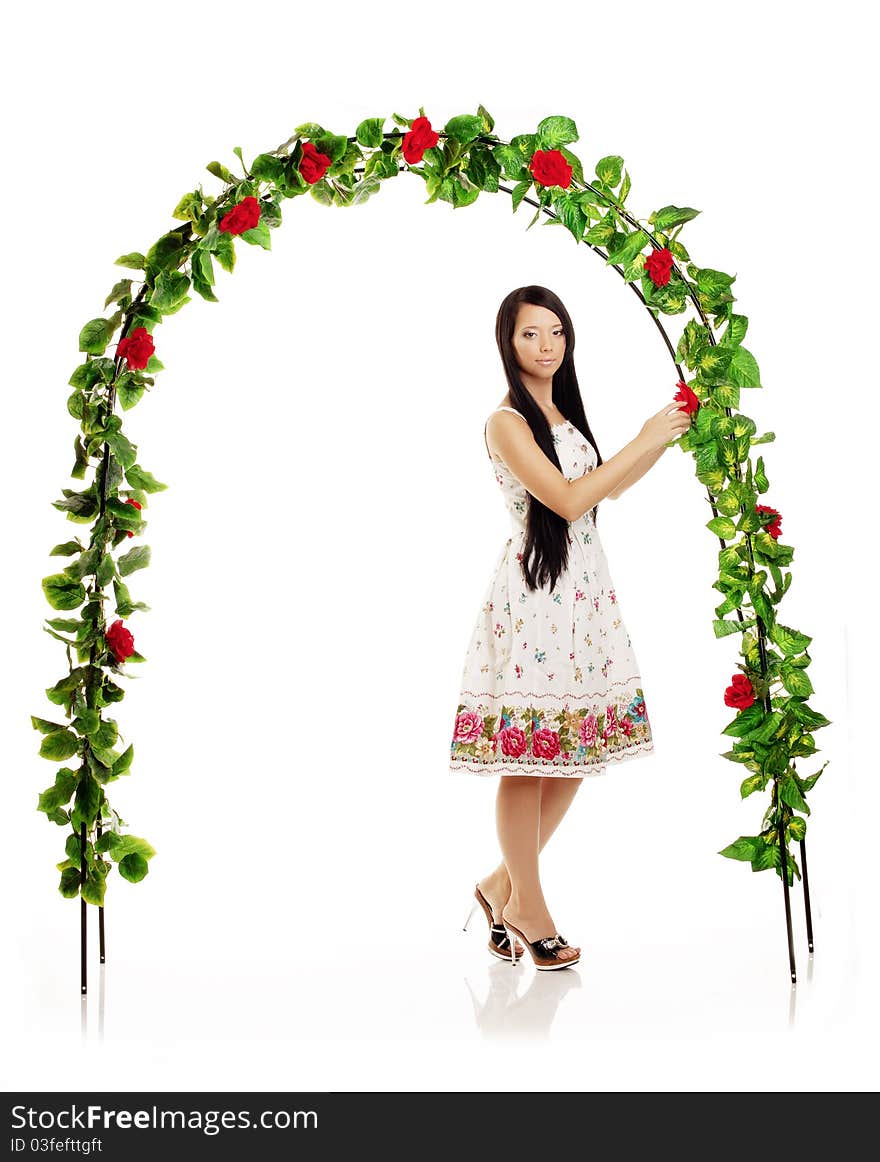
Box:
xmin=495 ymin=285 xmax=604 ymax=594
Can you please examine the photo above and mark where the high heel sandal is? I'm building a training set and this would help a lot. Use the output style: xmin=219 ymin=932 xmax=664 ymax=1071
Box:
xmin=501 ymin=913 xmax=581 ymax=971
xmin=463 ymin=885 xmax=525 ymax=962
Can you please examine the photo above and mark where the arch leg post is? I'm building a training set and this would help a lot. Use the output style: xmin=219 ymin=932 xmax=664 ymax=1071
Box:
xmin=96 ymin=818 xmax=106 ymax=964
xmin=799 ymin=837 xmax=814 ymax=954
xmin=80 ymin=822 xmax=87 ymax=995
xmin=778 ymin=817 xmax=796 ymax=983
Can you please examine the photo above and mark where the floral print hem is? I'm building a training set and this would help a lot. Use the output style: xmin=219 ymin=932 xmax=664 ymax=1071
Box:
xmin=449 ymin=689 xmax=654 ymax=778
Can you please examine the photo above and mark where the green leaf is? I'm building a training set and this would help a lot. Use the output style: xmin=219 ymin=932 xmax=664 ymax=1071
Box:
xmin=240 ymin=219 xmax=271 ymax=250
xmin=719 ymin=314 xmax=748 ymax=348
xmin=443 ymin=114 xmax=483 ymax=144
xmin=113 ymin=743 xmax=134 ymax=776
xmin=594 ymin=155 xmax=623 ymax=186
xmin=787 ymin=816 xmax=806 ymax=842
xmin=72 ymin=708 xmax=100 ymax=735
xmin=696 ymin=345 xmax=733 ymax=383
xmin=119 ymin=852 xmax=149 ymax=883
xmin=649 ymin=205 xmax=701 ymax=231
xmin=81 ymin=868 xmax=106 ymax=906
xmin=713 ymin=618 xmax=751 ymax=638
xmin=32 ymin=715 xmax=67 ymax=735
xmin=105 ymin=429 xmax=137 ymax=471
xmin=799 ymin=761 xmax=828 ymax=793
xmin=355 ymin=117 xmax=385 ymax=149
xmin=718 ymin=836 xmax=760 ymax=861
xmin=107 ymin=833 xmax=156 ymax=862
xmin=606 ymin=228 xmax=649 ymax=267
xmin=96 ymin=553 xmax=116 ymax=588
xmin=49 ymin=542 xmax=83 ymax=559
xmin=722 ymin=702 xmax=764 ymax=737
xmin=675 ymin=320 xmax=710 ymax=369
xmin=122 ymin=460 xmax=165 ymax=492
xmin=149 ymin=270 xmax=191 ymax=314
xmin=71 ymin=774 xmax=102 ymax=830
xmin=78 ymin=317 xmax=113 ymax=355
xmin=115 ymin=252 xmax=145 ymax=270
xmin=584 ymin=215 xmax=616 ymax=245
xmin=37 ymin=768 xmax=79 ymax=813
xmin=781 ymin=663 xmax=813 ymax=698
xmin=116 ymin=374 xmax=145 ymax=412
xmin=535 ymin=115 xmax=578 ymax=148
xmin=706 ymin=515 xmax=737 ymax=539
xmin=39 ymin=730 xmax=80 ymax=761
xmin=751 ymin=840 xmax=781 ymax=872
xmin=739 ymin=774 xmax=764 ymax=799
xmin=769 ymin=622 xmax=812 ymax=657
xmin=779 ymin=773 xmax=810 ymax=814
xmin=42 ymin=573 xmax=87 ymax=611
xmin=59 ymin=867 xmax=81 ymax=898
xmin=117 ymin=544 xmax=151 ymax=577
xmin=90 ymin=717 xmax=118 ymax=750
xmin=728 ymin=345 xmax=762 ymax=388
xmin=696 ymin=268 xmax=736 ymax=296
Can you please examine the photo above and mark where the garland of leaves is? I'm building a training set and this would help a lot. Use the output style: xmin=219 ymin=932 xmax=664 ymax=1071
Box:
xmin=34 ymin=105 xmax=829 ymax=912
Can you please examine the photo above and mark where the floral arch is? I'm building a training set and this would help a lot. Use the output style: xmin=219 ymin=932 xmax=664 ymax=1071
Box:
xmin=33 ymin=107 xmax=829 ymax=987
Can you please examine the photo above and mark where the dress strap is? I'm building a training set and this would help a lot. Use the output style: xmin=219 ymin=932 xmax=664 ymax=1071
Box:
xmin=493 ymin=406 xmax=527 ymax=420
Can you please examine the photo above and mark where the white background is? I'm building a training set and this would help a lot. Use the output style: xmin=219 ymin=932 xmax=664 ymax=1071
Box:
xmin=1 ymin=0 xmax=877 ymax=1093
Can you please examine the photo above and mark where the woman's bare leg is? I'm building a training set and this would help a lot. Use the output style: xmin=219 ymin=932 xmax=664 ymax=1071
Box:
xmin=487 ymin=775 xmax=580 ymax=954
xmin=478 ymin=776 xmax=583 ymax=922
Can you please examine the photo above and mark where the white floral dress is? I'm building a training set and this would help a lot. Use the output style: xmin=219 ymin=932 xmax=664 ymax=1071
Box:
xmin=449 ymin=406 xmax=655 ymax=778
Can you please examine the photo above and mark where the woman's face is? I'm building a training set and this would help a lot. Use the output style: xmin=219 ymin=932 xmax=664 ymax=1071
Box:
xmin=511 ymin=303 xmax=566 ymax=389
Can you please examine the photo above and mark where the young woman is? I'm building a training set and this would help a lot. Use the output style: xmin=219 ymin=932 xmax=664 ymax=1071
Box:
xmin=452 ymin=285 xmax=691 ymax=970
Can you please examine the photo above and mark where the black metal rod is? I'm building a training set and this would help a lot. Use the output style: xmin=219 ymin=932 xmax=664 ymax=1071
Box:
xmin=96 ymin=818 xmax=106 ymax=964
xmin=800 ymin=837 xmax=814 ymax=953
xmin=776 ymin=801 xmax=796 ymax=983
xmin=80 ymin=821 xmax=87 ymax=995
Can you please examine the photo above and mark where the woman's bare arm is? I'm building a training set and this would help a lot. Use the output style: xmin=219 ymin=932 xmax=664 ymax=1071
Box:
xmin=608 ymin=444 xmax=667 ymax=499
xmin=487 ymin=411 xmax=652 ymax=522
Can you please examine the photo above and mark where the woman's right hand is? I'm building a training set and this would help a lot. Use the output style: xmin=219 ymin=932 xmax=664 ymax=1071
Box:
xmin=638 ymin=400 xmax=693 ymax=451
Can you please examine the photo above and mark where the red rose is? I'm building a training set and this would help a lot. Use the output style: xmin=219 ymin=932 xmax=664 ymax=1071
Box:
xmin=673 ymin=378 xmax=700 ymax=415
xmin=530 ymin=727 xmax=561 ymax=760
xmin=529 ymin=149 xmax=572 ymax=190
xmin=298 ymin=141 xmax=332 ymax=185
xmin=644 ymin=247 xmax=674 ymax=286
xmin=124 ymin=498 xmax=142 ymax=538
xmin=105 ymin=619 xmax=135 ymax=664
xmin=116 ymin=325 xmax=155 ymax=370
xmin=755 ymin=503 xmax=782 ymax=540
xmin=724 ymin=673 xmax=755 ymax=709
xmin=453 ymin=710 xmax=483 ymax=744
xmin=402 ymin=116 xmax=440 ymax=165
xmin=498 ymin=724 xmax=528 ymax=758
xmin=218 ymin=194 xmax=261 ymax=236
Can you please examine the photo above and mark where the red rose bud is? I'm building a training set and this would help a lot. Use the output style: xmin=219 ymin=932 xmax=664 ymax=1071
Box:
xmin=124 ymin=498 xmax=142 ymax=537
xmin=724 ymin=672 xmax=755 ymax=709
xmin=402 ymin=115 xmax=440 ymax=165
xmin=105 ymin=619 xmax=135 ymax=664
xmin=673 ymin=379 xmax=700 ymax=414
xmin=298 ymin=141 xmax=333 ymax=185
xmin=644 ymin=247 xmax=675 ymax=287
xmin=755 ymin=503 xmax=782 ymax=540
xmin=116 ymin=325 xmax=155 ymax=370
xmin=529 ymin=148 xmax=573 ymax=190
xmin=218 ymin=194 xmax=261 ymax=235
